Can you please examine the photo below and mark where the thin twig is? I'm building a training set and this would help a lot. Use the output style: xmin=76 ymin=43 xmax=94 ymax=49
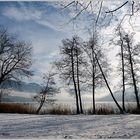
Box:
xmin=61 ymin=1 xmax=75 ymax=11
xmin=96 ymin=1 xmax=103 ymax=24
xmin=72 ymin=1 xmax=92 ymax=20
xmin=117 ymin=1 xmax=135 ymax=31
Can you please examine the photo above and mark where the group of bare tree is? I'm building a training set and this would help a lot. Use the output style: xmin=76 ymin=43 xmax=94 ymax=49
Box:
xmin=54 ymin=0 xmax=140 ymax=114
xmin=55 ymin=36 xmax=86 ymax=114
xmin=55 ymin=33 xmax=124 ymax=114
xmin=116 ymin=27 xmax=140 ymax=110
xmin=1 ymin=1 xmax=140 ymax=114
xmin=55 ymin=27 xmax=140 ymax=114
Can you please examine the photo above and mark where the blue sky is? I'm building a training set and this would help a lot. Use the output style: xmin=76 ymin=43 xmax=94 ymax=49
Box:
xmin=0 ymin=2 xmax=72 ymax=83
xmin=0 ymin=1 xmax=140 ymax=87
xmin=0 ymin=2 xmax=94 ymax=83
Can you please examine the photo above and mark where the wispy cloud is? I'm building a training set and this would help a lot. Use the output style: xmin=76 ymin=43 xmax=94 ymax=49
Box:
xmin=3 ymin=6 xmax=42 ymax=21
xmin=2 ymin=4 xmax=64 ymax=32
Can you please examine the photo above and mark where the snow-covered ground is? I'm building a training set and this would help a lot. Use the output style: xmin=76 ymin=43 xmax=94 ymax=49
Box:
xmin=0 ymin=114 xmax=140 ymax=139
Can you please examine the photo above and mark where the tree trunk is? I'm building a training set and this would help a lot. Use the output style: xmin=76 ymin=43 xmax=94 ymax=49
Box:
xmin=71 ymin=39 xmax=80 ymax=114
xmin=92 ymin=70 xmax=95 ymax=114
xmin=0 ymin=76 xmax=5 ymax=85
xmin=120 ymin=39 xmax=126 ymax=111
xmin=36 ymin=97 xmax=45 ymax=114
xmin=127 ymin=40 xmax=140 ymax=108
xmin=76 ymin=49 xmax=83 ymax=114
xmin=91 ymin=49 xmax=96 ymax=114
xmin=94 ymin=52 xmax=124 ymax=113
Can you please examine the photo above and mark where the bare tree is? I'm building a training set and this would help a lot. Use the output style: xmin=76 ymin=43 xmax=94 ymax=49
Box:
xmin=115 ymin=28 xmax=126 ymax=111
xmin=55 ymin=36 xmax=87 ymax=114
xmin=55 ymin=37 xmax=80 ymax=114
xmin=82 ymin=33 xmax=109 ymax=114
xmin=34 ymin=72 xmax=59 ymax=114
xmin=94 ymin=51 xmax=124 ymax=113
xmin=79 ymin=30 xmax=124 ymax=113
xmin=75 ymin=39 xmax=83 ymax=114
xmin=115 ymin=28 xmax=140 ymax=109
xmin=0 ymin=27 xmax=33 ymax=85
xmin=122 ymin=33 xmax=140 ymax=108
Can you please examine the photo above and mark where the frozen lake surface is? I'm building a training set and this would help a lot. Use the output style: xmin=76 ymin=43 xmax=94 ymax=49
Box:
xmin=0 ymin=114 xmax=140 ymax=139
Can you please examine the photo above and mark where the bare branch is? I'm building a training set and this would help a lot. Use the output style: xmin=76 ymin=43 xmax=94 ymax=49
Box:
xmin=61 ymin=1 xmax=75 ymax=11
xmin=73 ymin=1 xmax=91 ymax=20
xmin=117 ymin=1 xmax=135 ymax=30
xmin=105 ymin=1 xmax=129 ymax=13
xmin=96 ymin=1 xmax=103 ymax=24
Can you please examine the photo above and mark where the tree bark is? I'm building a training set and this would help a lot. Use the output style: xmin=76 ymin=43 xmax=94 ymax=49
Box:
xmin=76 ymin=49 xmax=83 ymax=114
xmin=71 ymin=39 xmax=80 ymax=114
xmin=127 ymin=40 xmax=140 ymax=108
xmin=120 ymin=38 xmax=126 ymax=111
xmin=36 ymin=96 xmax=45 ymax=114
xmin=91 ymin=48 xmax=96 ymax=114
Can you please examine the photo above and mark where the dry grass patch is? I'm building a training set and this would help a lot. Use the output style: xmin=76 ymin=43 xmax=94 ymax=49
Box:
xmin=43 ymin=104 xmax=75 ymax=115
xmin=86 ymin=106 xmax=116 ymax=115
xmin=0 ymin=103 xmax=36 ymax=114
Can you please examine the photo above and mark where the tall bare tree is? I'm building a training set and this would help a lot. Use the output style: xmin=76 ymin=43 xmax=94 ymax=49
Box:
xmin=123 ymin=33 xmax=140 ymax=108
xmin=75 ymin=40 xmax=83 ymax=114
xmin=116 ymin=28 xmax=140 ymax=109
xmin=55 ymin=36 xmax=87 ymax=114
xmin=55 ymin=36 xmax=80 ymax=114
xmin=115 ymin=28 xmax=126 ymax=111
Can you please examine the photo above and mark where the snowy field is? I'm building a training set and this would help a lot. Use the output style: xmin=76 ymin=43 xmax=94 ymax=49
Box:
xmin=0 ymin=114 xmax=140 ymax=139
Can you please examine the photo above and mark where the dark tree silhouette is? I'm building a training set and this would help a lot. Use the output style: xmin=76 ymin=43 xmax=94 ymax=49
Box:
xmin=116 ymin=28 xmax=140 ymax=109
xmin=94 ymin=51 xmax=124 ymax=113
xmin=115 ymin=28 xmax=126 ymax=111
xmin=55 ymin=36 xmax=87 ymax=114
xmin=0 ymin=27 xmax=33 ymax=85
xmin=34 ymin=72 xmax=59 ymax=114
xmin=123 ymin=34 xmax=140 ymax=108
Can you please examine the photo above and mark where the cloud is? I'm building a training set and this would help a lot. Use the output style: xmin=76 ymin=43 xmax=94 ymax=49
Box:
xmin=2 ymin=1 xmax=139 ymax=89
xmin=3 ymin=6 xmax=42 ymax=21
xmin=2 ymin=2 xmax=99 ymax=36
xmin=2 ymin=4 xmax=62 ymax=32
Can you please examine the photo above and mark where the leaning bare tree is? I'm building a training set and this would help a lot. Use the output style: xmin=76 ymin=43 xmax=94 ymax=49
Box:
xmin=34 ymin=72 xmax=59 ymax=114
xmin=0 ymin=27 xmax=33 ymax=86
xmin=82 ymin=33 xmax=109 ymax=114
